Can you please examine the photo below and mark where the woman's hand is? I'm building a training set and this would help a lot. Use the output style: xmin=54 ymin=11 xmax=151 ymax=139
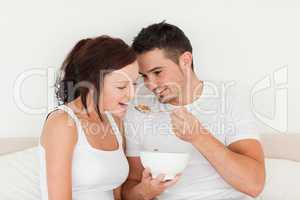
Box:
xmin=138 ymin=168 xmax=181 ymax=200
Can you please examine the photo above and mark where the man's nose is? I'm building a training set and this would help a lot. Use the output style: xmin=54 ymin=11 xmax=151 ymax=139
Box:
xmin=145 ymin=77 xmax=159 ymax=92
xmin=146 ymin=81 xmax=159 ymax=92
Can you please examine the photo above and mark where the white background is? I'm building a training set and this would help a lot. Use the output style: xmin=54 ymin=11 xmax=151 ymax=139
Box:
xmin=0 ymin=0 xmax=299 ymax=137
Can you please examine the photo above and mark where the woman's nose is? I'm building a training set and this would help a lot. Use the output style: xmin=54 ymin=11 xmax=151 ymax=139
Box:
xmin=127 ymin=84 xmax=136 ymax=100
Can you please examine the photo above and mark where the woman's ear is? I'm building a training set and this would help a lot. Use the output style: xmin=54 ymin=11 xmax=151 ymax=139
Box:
xmin=179 ymin=51 xmax=193 ymax=71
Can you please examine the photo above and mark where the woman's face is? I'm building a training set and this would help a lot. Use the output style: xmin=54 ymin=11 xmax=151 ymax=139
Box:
xmin=101 ymin=61 xmax=139 ymax=118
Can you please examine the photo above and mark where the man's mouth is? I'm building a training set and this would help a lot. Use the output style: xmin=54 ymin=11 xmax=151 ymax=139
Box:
xmin=155 ymin=87 xmax=167 ymax=97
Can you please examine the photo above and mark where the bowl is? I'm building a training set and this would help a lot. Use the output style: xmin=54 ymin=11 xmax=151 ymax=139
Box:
xmin=140 ymin=151 xmax=190 ymax=180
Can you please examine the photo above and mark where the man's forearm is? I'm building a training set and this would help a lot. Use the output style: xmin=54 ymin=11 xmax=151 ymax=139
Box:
xmin=122 ymin=180 xmax=147 ymax=200
xmin=192 ymin=133 xmax=265 ymax=197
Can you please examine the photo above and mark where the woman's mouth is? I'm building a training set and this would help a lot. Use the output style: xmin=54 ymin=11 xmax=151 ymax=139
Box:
xmin=119 ymin=102 xmax=128 ymax=110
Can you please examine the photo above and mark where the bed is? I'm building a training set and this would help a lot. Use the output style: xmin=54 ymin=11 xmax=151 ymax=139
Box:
xmin=0 ymin=134 xmax=300 ymax=200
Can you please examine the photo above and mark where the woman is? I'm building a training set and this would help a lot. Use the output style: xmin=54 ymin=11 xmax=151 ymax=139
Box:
xmin=39 ymin=36 xmax=139 ymax=200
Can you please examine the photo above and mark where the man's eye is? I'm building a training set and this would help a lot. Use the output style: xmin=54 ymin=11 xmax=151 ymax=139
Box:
xmin=141 ymin=75 xmax=147 ymax=79
xmin=117 ymin=86 xmax=126 ymax=90
xmin=154 ymin=71 xmax=161 ymax=75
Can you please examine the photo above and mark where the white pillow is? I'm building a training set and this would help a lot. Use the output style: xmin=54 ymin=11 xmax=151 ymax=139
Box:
xmin=0 ymin=147 xmax=40 ymax=200
xmin=258 ymin=158 xmax=300 ymax=200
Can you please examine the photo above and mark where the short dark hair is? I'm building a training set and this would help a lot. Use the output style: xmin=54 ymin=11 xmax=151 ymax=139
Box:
xmin=56 ymin=35 xmax=136 ymax=119
xmin=132 ymin=21 xmax=193 ymax=69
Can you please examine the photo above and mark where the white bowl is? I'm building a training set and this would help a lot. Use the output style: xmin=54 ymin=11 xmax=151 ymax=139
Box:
xmin=140 ymin=151 xmax=190 ymax=180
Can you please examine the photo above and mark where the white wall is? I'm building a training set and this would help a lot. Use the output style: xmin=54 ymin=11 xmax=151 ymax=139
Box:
xmin=0 ymin=0 xmax=299 ymax=137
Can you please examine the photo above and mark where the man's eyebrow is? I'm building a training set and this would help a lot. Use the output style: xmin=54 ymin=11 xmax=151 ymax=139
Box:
xmin=140 ymin=66 xmax=164 ymax=76
xmin=147 ymin=66 xmax=163 ymax=73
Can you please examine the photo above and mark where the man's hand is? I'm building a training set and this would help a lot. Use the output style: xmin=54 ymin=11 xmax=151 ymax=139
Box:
xmin=138 ymin=168 xmax=180 ymax=200
xmin=170 ymin=107 xmax=209 ymax=143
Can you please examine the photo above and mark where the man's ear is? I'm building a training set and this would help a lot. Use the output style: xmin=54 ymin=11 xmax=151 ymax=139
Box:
xmin=179 ymin=51 xmax=193 ymax=71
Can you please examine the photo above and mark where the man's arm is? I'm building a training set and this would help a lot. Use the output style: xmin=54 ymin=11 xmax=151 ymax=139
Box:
xmin=171 ymin=108 xmax=266 ymax=198
xmin=192 ymin=135 xmax=265 ymax=197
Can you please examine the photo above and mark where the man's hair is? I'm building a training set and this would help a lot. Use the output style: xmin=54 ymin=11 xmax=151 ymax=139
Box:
xmin=132 ymin=21 xmax=194 ymax=70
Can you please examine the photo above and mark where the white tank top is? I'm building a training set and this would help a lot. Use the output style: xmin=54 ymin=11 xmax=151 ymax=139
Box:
xmin=39 ymin=105 xmax=129 ymax=200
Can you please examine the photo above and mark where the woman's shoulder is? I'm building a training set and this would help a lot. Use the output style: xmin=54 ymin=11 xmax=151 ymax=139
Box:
xmin=40 ymin=109 xmax=78 ymax=150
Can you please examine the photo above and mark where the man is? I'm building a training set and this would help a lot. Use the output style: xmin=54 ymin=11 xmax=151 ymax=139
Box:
xmin=122 ymin=21 xmax=265 ymax=200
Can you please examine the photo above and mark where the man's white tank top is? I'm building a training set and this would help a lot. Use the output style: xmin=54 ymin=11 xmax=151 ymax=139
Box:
xmin=39 ymin=105 xmax=129 ymax=200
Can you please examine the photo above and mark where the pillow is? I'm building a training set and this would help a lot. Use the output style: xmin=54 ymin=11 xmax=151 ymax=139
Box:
xmin=0 ymin=147 xmax=40 ymax=200
xmin=260 ymin=134 xmax=300 ymax=162
xmin=258 ymin=159 xmax=300 ymax=200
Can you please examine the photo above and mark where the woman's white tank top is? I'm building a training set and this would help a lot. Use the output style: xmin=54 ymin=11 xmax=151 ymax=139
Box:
xmin=39 ymin=105 xmax=129 ymax=200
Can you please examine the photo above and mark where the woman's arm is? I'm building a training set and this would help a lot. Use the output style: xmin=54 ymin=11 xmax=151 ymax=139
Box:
xmin=113 ymin=187 xmax=122 ymax=200
xmin=40 ymin=110 xmax=77 ymax=200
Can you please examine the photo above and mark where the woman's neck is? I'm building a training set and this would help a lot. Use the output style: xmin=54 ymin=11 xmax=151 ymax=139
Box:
xmin=68 ymin=95 xmax=104 ymax=122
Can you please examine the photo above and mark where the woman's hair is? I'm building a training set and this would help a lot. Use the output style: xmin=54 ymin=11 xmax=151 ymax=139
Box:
xmin=55 ymin=35 xmax=136 ymax=119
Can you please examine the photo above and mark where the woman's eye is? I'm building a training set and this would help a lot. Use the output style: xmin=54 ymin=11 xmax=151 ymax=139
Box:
xmin=117 ymin=86 xmax=126 ymax=90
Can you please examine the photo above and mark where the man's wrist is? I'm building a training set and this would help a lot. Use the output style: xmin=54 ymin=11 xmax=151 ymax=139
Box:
xmin=191 ymin=131 xmax=228 ymax=158
xmin=191 ymin=130 xmax=213 ymax=146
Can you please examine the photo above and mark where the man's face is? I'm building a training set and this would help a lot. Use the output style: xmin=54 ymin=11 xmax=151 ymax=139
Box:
xmin=137 ymin=48 xmax=185 ymax=104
